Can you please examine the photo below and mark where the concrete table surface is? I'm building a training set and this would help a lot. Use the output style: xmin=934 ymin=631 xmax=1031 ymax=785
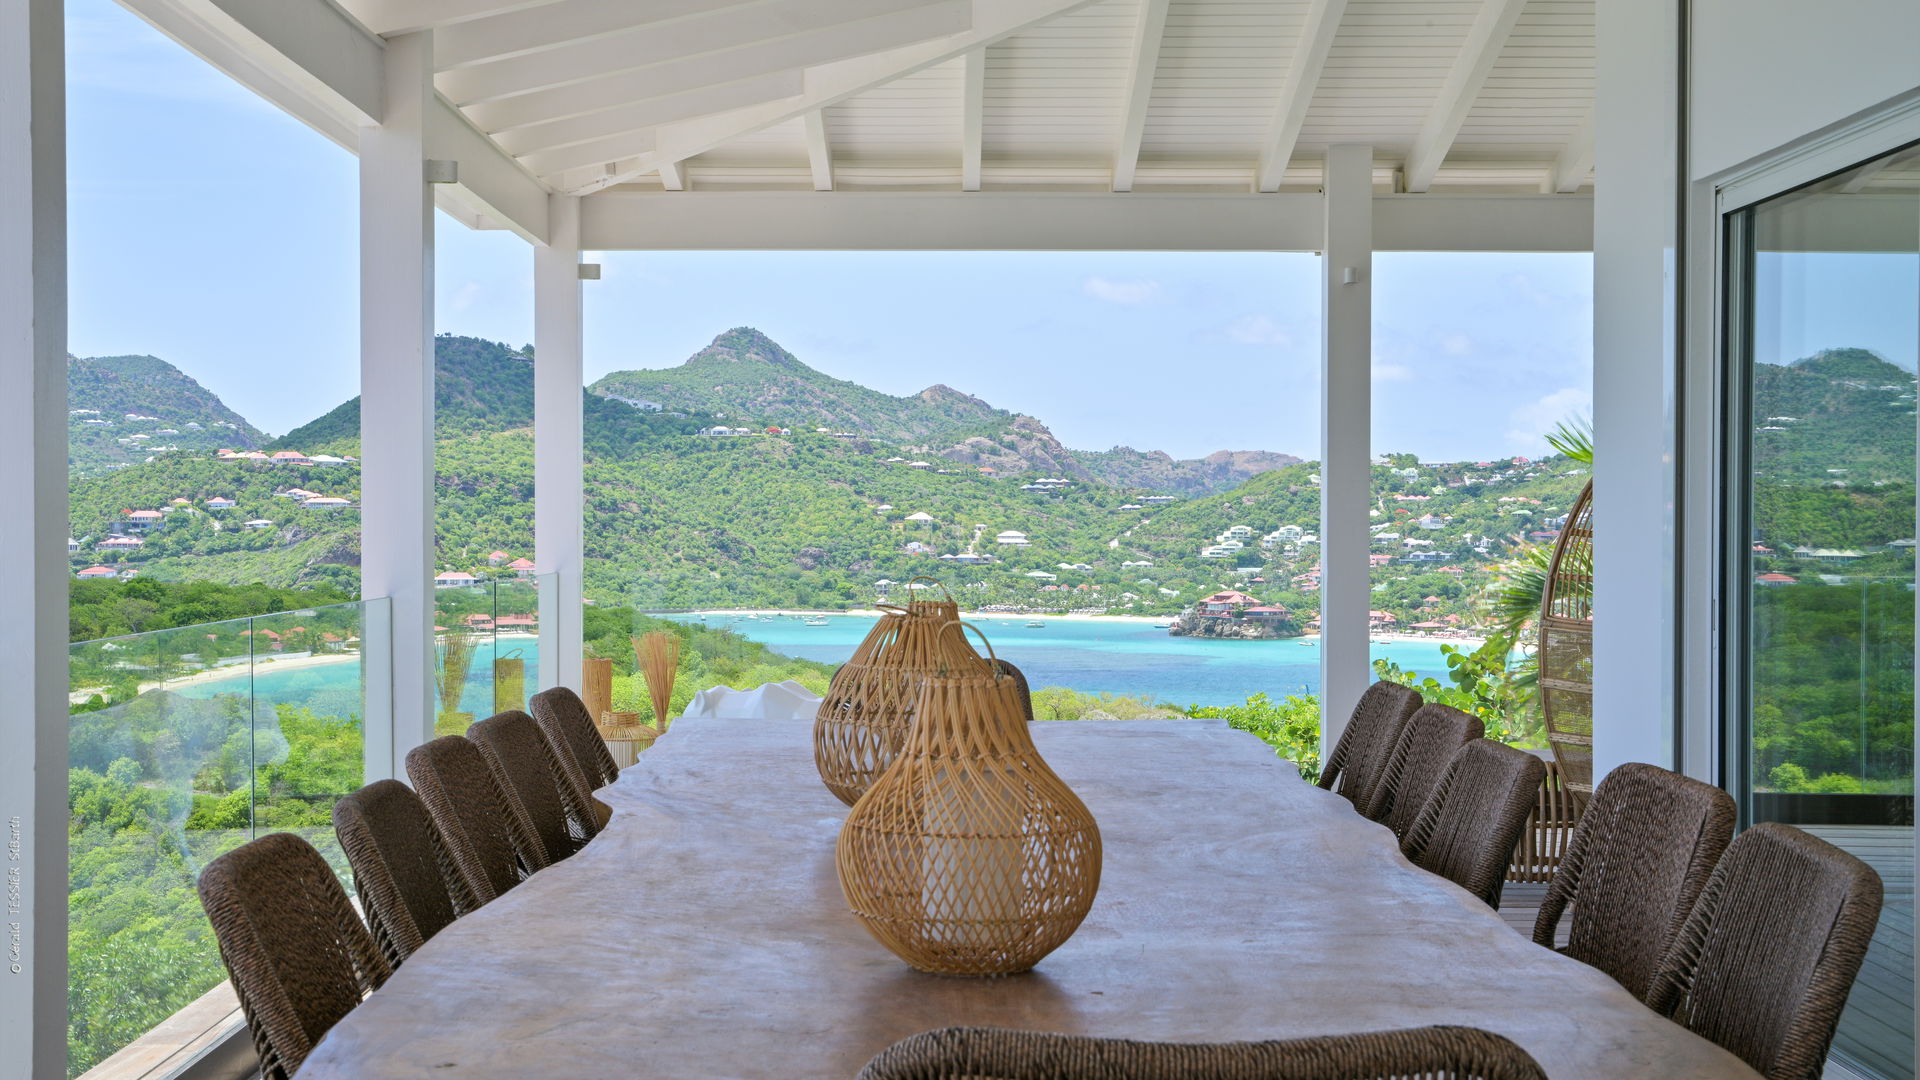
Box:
xmin=301 ymin=717 xmax=1760 ymax=1079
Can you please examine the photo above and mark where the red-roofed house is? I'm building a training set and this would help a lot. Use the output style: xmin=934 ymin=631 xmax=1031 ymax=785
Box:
xmin=1197 ymin=590 xmax=1260 ymax=616
xmin=434 ymin=571 xmax=480 ymax=587
xmin=487 ymin=550 xmax=510 ymax=567
xmin=75 ymin=565 xmax=116 ymax=579
xmin=507 ymin=557 xmax=535 ymax=578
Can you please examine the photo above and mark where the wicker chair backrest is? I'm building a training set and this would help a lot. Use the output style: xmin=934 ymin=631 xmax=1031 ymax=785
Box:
xmin=197 ymin=832 xmax=390 ymax=1080
xmin=405 ymin=735 xmax=532 ymax=905
xmin=1646 ymin=822 xmax=1883 ymax=1080
xmin=855 ymin=1024 xmax=1548 ymax=1080
xmin=1318 ymin=681 xmax=1423 ymax=810
xmin=332 ymin=779 xmax=467 ymax=966
xmin=1401 ymin=739 xmax=1546 ymax=907
xmin=532 ymin=685 xmax=621 ymax=789
xmin=1533 ymin=761 xmax=1734 ymax=999
xmin=1365 ymin=703 xmax=1484 ymax=838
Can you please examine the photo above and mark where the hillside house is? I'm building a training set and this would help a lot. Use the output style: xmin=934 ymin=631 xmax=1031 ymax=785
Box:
xmin=309 ymin=454 xmax=353 ymax=466
xmin=123 ymin=510 xmax=162 ymax=530
xmin=301 ymin=497 xmax=353 ymax=509
xmin=270 ymin=450 xmax=312 ymax=464
xmin=241 ymin=519 xmax=274 ymax=530
xmin=434 ymin=571 xmax=480 ymax=587
xmin=74 ymin=566 xmax=116 ymax=579
xmin=507 ymin=558 xmax=536 ymax=578
xmin=97 ymin=536 xmax=142 ymax=549
xmin=204 ymin=497 xmax=236 ymax=509
xmin=487 ymin=550 xmax=510 ymax=567
xmin=995 ymin=530 xmax=1029 ymax=546
xmin=1197 ymin=590 xmax=1260 ymax=617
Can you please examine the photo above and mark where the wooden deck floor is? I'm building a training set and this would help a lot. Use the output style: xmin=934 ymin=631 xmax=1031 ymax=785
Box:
xmin=1500 ymin=829 xmax=1912 ymax=1080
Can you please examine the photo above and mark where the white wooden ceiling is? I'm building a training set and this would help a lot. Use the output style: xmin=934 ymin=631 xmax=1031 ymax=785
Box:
xmin=330 ymin=0 xmax=1596 ymax=197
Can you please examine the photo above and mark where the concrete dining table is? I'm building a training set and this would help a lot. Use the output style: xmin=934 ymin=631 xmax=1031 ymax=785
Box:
xmin=299 ymin=715 xmax=1762 ymax=1079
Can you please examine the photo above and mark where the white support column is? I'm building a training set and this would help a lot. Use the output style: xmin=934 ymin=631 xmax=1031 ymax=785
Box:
xmin=0 ymin=1 xmax=68 ymax=1073
xmin=360 ymin=31 xmax=437 ymax=778
xmin=535 ymin=195 xmax=585 ymax=693
xmin=1591 ymin=0 xmax=1679 ymax=779
xmin=1320 ymin=144 xmax=1373 ymax=752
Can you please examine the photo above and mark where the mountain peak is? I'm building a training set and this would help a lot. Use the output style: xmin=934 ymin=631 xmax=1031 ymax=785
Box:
xmin=686 ymin=327 xmax=812 ymax=373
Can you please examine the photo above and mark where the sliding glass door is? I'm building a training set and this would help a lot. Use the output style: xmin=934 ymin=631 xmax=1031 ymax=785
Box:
xmin=1726 ymin=142 xmax=1918 ymax=1080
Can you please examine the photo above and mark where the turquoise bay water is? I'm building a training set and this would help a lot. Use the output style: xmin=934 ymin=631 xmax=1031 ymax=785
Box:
xmin=177 ymin=617 xmax=1466 ymax=711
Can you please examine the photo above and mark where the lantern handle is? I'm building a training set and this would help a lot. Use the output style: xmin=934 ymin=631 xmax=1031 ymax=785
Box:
xmin=874 ymin=604 xmax=910 ymax=616
xmin=952 ymin=620 xmax=1001 ymax=676
xmin=906 ymin=575 xmax=954 ymax=603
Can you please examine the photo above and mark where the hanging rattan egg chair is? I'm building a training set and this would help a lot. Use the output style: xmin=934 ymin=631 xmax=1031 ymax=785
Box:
xmin=1537 ymin=479 xmax=1594 ymax=807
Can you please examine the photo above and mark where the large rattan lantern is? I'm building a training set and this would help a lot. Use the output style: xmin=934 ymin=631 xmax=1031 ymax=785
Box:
xmin=837 ymin=625 xmax=1101 ymax=976
xmin=813 ymin=583 xmax=979 ymax=806
xmin=1538 ymin=480 xmax=1594 ymax=805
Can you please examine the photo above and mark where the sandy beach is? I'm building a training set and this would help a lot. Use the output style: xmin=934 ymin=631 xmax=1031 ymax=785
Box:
xmin=684 ymin=608 xmax=1169 ymax=626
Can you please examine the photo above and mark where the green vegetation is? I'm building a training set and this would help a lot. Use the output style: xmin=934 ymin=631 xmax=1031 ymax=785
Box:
xmin=68 ymin=354 xmax=266 ymax=476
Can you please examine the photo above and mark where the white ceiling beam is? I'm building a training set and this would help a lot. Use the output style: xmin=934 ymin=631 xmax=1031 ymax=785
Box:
xmin=1545 ymin=104 xmax=1595 ymax=194
xmin=435 ymin=0 xmax=767 ymax=70
xmin=578 ymin=190 xmax=1594 ymax=252
xmin=441 ymin=0 xmax=963 ymax=107
xmin=1401 ymin=0 xmax=1526 ymax=193
xmin=569 ymin=0 xmax=1105 ymax=194
xmin=1253 ymin=0 xmax=1347 ymax=193
xmin=1837 ymin=156 xmax=1893 ymax=194
xmin=960 ymin=48 xmax=985 ymax=190
xmin=511 ymin=72 xmax=800 ymax=173
xmin=1110 ymin=0 xmax=1170 ymax=192
xmin=658 ymin=159 xmax=687 ymax=190
xmin=804 ymin=109 xmax=834 ymax=190
xmin=346 ymin=0 xmax=561 ymax=37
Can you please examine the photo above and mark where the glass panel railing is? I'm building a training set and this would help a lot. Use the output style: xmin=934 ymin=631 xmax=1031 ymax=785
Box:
xmin=66 ymin=598 xmax=378 ymax=1079
xmin=434 ymin=573 xmax=549 ymax=730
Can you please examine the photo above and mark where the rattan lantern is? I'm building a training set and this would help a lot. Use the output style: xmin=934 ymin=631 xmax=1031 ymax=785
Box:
xmin=814 ymin=583 xmax=979 ymax=805
xmin=837 ymin=625 xmax=1101 ymax=976
xmin=1538 ymin=480 xmax=1594 ymax=806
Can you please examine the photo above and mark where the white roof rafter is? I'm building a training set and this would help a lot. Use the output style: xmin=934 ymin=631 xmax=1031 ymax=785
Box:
xmin=433 ymin=0 xmax=772 ymax=70
xmin=1110 ymin=0 xmax=1170 ymax=193
xmin=1254 ymin=0 xmax=1348 ymax=194
xmin=960 ymin=47 xmax=984 ymax=191
xmin=1401 ymin=0 xmax=1528 ymax=194
xmin=1546 ymin=104 xmax=1595 ymax=194
xmin=804 ymin=109 xmax=834 ymax=190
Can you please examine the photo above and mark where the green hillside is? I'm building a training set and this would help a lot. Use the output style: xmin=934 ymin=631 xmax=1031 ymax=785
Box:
xmin=1752 ymin=348 xmax=1916 ymax=487
xmin=68 ymin=354 xmax=267 ymax=476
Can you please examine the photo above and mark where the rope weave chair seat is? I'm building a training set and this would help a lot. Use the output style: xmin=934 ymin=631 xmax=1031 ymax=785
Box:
xmin=405 ymin=734 xmax=538 ymax=906
xmin=991 ymin=658 xmax=1034 ymax=722
xmin=469 ymin=708 xmax=599 ymax=864
xmin=1401 ymin=740 xmax=1546 ymax=907
xmin=1363 ymin=703 xmax=1484 ymax=838
xmin=1317 ymin=681 xmax=1423 ymax=811
xmin=855 ymin=1025 xmax=1547 ymax=1080
xmin=332 ymin=779 xmax=468 ymax=967
xmin=197 ymin=832 xmax=391 ymax=1080
xmin=1532 ymin=761 xmax=1734 ymax=1000
xmin=532 ymin=685 xmax=621 ymax=789
xmin=1646 ymin=821 xmax=1883 ymax=1080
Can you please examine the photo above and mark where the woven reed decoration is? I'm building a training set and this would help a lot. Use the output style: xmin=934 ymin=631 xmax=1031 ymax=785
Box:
xmin=837 ymin=624 xmax=1101 ymax=976
xmin=597 ymin=711 xmax=660 ymax=770
xmin=197 ymin=832 xmax=391 ymax=1080
xmin=1531 ymin=762 xmax=1733 ymax=1000
xmin=492 ymin=652 xmax=526 ymax=714
xmin=1646 ymin=822 xmax=1883 ymax=1080
xmin=1538 ymin=480 xmax=1594 ymax=806
xmin=814 ymin=582 xmax=982 ymax=806
xmin=1505 ymin=758 xmax=1584 ymax=885
xmin=856 ymin=1024 xmax=1548 ymax=1080
xmin=581 ymin=657 xmax=615 ymax=728
xmin=635 ymin=631 xmax=681 ymax=726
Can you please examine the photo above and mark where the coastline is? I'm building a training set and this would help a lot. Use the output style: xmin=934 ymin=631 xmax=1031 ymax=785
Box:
xmin=104 ymin=631 xmax=544 ymax=699
xmin=678 ymin=608 xmax=1488 ymax=648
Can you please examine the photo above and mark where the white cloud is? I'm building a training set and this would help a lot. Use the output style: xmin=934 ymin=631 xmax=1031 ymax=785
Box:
xmin=1440 ymin=333 xmax=1472 ymax=356
xmin=1226 ymin=315 xmax=1293 ymax=347
xmin=1506 ymin=386 xmax=1593 ymax=451
xmin=1082 ymin=277 xmax=1161 ymax=305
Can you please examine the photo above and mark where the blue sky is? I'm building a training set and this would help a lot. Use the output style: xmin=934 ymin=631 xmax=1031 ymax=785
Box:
xmin=67 ymin=0 xmax=1609 ymax=462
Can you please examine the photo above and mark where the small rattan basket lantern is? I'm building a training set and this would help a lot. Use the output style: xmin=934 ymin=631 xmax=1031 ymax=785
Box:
xmin=837 ymin=623 xmax=1101 ymax=976
xmin=814 ymin=581 xmax=980 ymax=806
xmin=1539 ymin=480 xmax=1594 ymax=807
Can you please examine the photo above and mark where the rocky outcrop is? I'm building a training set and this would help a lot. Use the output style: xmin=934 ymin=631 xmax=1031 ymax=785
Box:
xmin=1168 ymin=613 xmax=1302 ymax=640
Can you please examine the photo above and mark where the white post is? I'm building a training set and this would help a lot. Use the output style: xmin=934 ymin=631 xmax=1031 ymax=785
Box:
xmin=1591 ymin=0 xmax=1679 ymax=779
xmin=360 ymin=31 xmax=437 ymax=778
xmin=0 ymin=0 xmax=68 ymax=1073
xmin=1320 ymin=144 xmax=1373 ymax=752
xmin=534 ymin=195 xmax=585 ymax=692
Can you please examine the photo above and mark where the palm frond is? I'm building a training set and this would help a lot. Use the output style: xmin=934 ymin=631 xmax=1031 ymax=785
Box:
xmin=1544 ymin=415 xmax=1594 ymax=465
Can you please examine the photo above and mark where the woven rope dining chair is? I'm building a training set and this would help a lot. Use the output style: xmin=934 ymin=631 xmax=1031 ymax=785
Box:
xmin=1317 ymin=681 xmax=1423 ymax=810
xmin=991 ymin=658 xmax=1034 ymax=723
xmin=406 ymin=735 xmax=538 ymax=905
xmin=332 ymin=779 xmax=468 ymax=967
xmin=532 ymin=685 xmax=622 ymax=789
xmin=855 ymin=1025 xmax=1547 ymax=1080
xmin=1401 ymin=740 xmax=1546 ymax=907
xmin=1363 ymin=703 xmax=1484 ymax=839
xmin=197 ymin=832 xmax=391 ymax=1080
xmin=469 ymin=709 xmax=599 ymax=864
xmin=1532 ymin=761 xmax=1735 ymax=1000
xmin=1646 ymin=822 xmax=1883 ymax=1080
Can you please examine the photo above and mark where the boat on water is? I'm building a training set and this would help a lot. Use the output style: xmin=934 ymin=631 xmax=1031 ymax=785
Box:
xmin=1024 ymin=620 xmax=1046 ymax=628
xmin=804 ymin=617 xmax=830 ymax=627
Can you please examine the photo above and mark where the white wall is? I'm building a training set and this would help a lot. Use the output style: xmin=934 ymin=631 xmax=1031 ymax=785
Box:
xmin=1690 ymin=0 xmax=1920 ymax=181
